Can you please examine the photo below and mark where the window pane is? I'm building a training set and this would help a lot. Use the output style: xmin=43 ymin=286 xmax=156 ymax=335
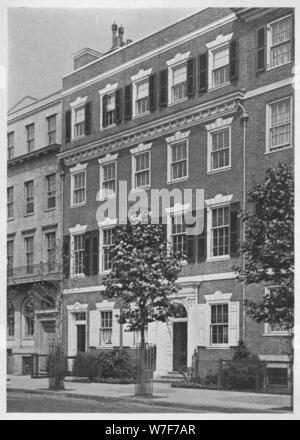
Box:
xmin=75 ymin=108 xmax=85 ymax=123
xmin=137 ymin=81 xmax=149 ymax=99
xmin=271 ymin=17 xmax=291 ymax=45
xmin=106 ymin=93 xmax=116 ymax=111
xmin=213 ymin=47 xmax=229 ymax=69
xmin=173 ymin=65 xmax=187 ymax=85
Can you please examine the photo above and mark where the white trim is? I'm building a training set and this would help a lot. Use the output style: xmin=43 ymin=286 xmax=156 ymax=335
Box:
xmin=165 ymin=130 xmax=190 ymax=144
xmin=165 ymin=202 xmax=190 ymax=216
xmin=70 ymin=96 xmax=88 ymax=141
xmin=205 ymin=193 xmax=233 ymax=207
xmin=206 ymin=118 xmax=233 ymax=173
xmin=95 ymin=300 xmax=115 ymax=310
xmin=207 ymin=33 xmax=233 ymax=91
xmin=69 ymin=224 xmax=87 ymax=234
xmin=98 ymin=82 xmax=118 ymax=97
xmin=259 ymin=355 xmax=290 ymax=362
xmin=67 ymin=302 xmax=88 ymax=312
xmin=64 ymin=285 xmax=106 ymax=295
xmin=166 ymin=131 xmax=190 ymax=184
xmin=62 ymin=13 xmax=236 ymax=96
xmin=98 ymin=154 xmax=118 ymax=201
xmin=70 ymin=168 xmax=86 ymax=207
xmin=98 ymin=217 xmax=118 ymax=228
xmin=130 ymin=142 xmax=152 ymax=155
xmin=205 ymin=117 xmax=233 ymax=132
xmin=166 ymin=51 xmax=190 ymax=67
xmin=131 ymin=68 xmax=153 ymax=83
xmin=244 ymin=77 xmax=293 ymax=100
xmin=69 ymin=225 xmax=87 ymax=278
xmin=98 ymin=153 xmax=118 ymax=165
xmin=265 ymin=95 xmax=293 ymax=154
xmin=131 ymin=70 xmax=152 ymax=119
xmin=70 ymin=96 xmax=88 ymax=109
xmin=167 ymin=52 xmax=190 ymax=106
xmin=204 ymin=290 xmax=232 ymax=303
xmin=206 ymin=33 xmax=233 ymax=50
xmin=266 ymin=15 xmax=292 ymax=71
xmin=98 ymin=222 xmax=116 ymax=274
xmin=130 ymin=143 xmax=152 ymax=191
xmin=69 ymin=162 xmax=87 ymax=173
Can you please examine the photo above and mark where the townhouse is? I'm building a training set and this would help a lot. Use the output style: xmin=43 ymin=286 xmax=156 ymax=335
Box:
xmin=7 ymin=91 xmax=63 ymax=374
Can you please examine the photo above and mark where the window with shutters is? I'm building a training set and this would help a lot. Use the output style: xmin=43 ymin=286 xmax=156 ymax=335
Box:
xmin=130 ymin=142 xmax=152 ymax=191
xmin=25 ymin=236 xmax=34 ymax=274
xmin=131 ymin=68 xmax=152 ymax=118
xmin=24 ymin=180 xmax=34 ymax=215
xmin=266 ymin=97 xmax=292 ymax=152
xmin=166 ymin=52 xmax=190 ymax=106
xmin=212 ymin=46 xmax=229 ymax=88
xmin=26 ymin=123 xmax=35 ymax=152
xmin=210 ymin=303 xmax=229 ymax=345
xmin=7 ymin=240 xmax=14 ymax=277
xmin=71 ymin=170 xmax=86 ymax=206
xmin=207 ymin=33 xmax=234 ymax=90
xmin=7 ymin=186 xmax=14 ymax=219
xmin=106 ymin=93 xmax=116 ymax=126
xmin=47 ymin=114 xmax=56 ymax=145
xmin=74 ymin=107 xmax=85 ymax=138
xmin=99 ymin=153 xmax=118 ymax=200
xmin=100 ymin=311 xmax=113 ymax=346
xmin=46 ymin=174 xmax=56 ymax=209
xmin=99 ymin=83 xmax=119 ymax=129
xmin=101 ymin=228 xmax=115 ymax=272
xmin=70 ymin=96 xmax=89 ymax=140
xmin=136 ymin=80 xmax=149 ymax=116
xmin=268 ymin=16 xmax=292 ymax=69
xmin=73 ymin=234 xmax=85 ymax=275
xmin=7 ymin=132 xmax=14 ymax=160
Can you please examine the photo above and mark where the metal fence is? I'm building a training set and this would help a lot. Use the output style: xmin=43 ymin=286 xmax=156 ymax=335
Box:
xmin=135 ymin=343 xmax=156 ymax=396
xmin=48 ymin=343 xmax=65 ymax=390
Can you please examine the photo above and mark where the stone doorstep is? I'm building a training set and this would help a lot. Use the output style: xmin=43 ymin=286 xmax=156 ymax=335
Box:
xmin=7 ymin=388 xmax=291 ymax=413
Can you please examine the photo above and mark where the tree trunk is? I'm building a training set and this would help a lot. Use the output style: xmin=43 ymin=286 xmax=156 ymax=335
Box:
xmin=139 ymin=325 xmax=147 ymax=396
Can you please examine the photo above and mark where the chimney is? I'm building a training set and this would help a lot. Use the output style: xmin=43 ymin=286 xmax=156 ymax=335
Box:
xmin=111 ymin=22 xmax=118 ymax=49
xmin=118 ymin=25 xmax=124 ymax=46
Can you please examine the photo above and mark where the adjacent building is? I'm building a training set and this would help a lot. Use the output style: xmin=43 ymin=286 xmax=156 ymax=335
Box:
xmin=7 ymin=91 xmax=62 ymax=374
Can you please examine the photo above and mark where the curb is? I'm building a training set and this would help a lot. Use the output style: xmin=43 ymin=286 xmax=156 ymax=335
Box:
xmin=7 ymin=387 xmax=290 ymax=414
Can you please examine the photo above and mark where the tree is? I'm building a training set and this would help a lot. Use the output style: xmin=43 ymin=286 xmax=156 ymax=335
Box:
xmin=103 ymin=213 xmax=184 ymax=395
xmin=240 ymin=163 xmax=294 ymax=404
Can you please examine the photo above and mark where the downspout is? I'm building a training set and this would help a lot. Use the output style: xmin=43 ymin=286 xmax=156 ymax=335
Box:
xmin=237 ymin=99 xmax=249 ymax=341
xmin=59 ymin=159 xmax=65 ymax=344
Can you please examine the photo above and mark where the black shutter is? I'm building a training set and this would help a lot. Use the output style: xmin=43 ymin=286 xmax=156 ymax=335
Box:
xmin=197 ymin=208 xmax=206 ymax=262
xmin=124 ymin=84 xmax=132 ymax=120
xmin=84 ymin=102 xmax=91 ymax=135
xmin=84 ymin=232 xmax=91 ymax=276
xmin=102 ymin=95 xmax=107 ymax=128
xmin=149 ymin=73 xmax=157 ymax=111
xmin=187 ymin=58 xmax=195 ymax=97
xmin=199 ymin=53 xmax=208 ymax=92
xmin=230 ymin=202 xmax=240 ymax=257
xmin=92 ymin=230 xmax=99 ymax=275
xmin=257 ymin=27 xmax=266 ymax=73
xmin=229 ymin=39 xmax=238 ymax=82
xmin=65 ymin=110 xmax=71 ymax=142
xmin=187 ymin=235 xmax=196 ymax=263
xmin=291 ymin=15 xmax=295 ymax=61
xmin=159 ymin=69 xmax=168 ymax=107
xmin=63 ymin=235 xmax=70 ymax=278
xmin=115 ymin=89 xmax=122 ymax=124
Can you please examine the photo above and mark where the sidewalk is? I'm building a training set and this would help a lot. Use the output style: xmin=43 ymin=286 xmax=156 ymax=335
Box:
xmin=7 ymin=375 xmax=291 ymax=413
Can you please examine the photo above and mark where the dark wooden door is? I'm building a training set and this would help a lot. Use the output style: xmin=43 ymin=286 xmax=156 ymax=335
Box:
xmin=173 ymin=321 xmax=187 ymax=371
xmin=77 ymin=325 xmax=86 ymax=353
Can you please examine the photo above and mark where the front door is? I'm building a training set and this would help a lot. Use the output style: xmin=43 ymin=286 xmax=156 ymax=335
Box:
xmin=77 ymin=325 xmax=86 ymax=353
xmin=173 ymin=321 xmax=187 ymax=371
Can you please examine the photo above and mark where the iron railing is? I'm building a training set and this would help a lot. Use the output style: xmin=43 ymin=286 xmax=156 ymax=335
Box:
xmin=7 ymin=263 xmax=62 ymax=282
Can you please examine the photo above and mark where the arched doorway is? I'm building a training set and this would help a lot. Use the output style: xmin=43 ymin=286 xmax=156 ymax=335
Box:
xmin=172 ymin=303 xmax=188 ymax=372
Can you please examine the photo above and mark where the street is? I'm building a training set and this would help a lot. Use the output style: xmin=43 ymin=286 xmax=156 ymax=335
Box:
xmin=7 ymin=391 xmax=195 ymax=413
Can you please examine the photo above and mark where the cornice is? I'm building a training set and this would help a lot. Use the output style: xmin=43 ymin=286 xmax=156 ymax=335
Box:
xmin=7 ymin=143 xmax=61 ymax=167
xmin=60 ymin=90 xmax=244 ymax=166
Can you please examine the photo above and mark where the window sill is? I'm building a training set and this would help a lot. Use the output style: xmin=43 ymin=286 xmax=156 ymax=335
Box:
xmin=24 ymin=213 xmax=34 ymax=218
xmin=132 ymin=111 xmax=150 ymax=120
xmin=72 ymin=134 xmax=86 ymax=141
xmin=71 ymin=273 xmax=86 ymax=279
xmin=45 ymin=207 xmax=56 ymax=212
xmin=263 ymin=333 xmax=290 ymax=337
xmin=265 ymin=146 xmax=293 ymax=155
xmin=266 ymin=60 xmax=293 ymax=72
xmin=7 ymin=336 xmax=15 ymax=341
xmin=206 ymin=256 xmax=231 ymax=262
xmin=70 ymin=202 xmax=86 ymax=209
xmin=207 ymin=166 xmax=231 ymax=175
xmin=208 ymin=81 xmax=231 ymax=92
xmin=22 ymin=336 xmax=34 ymax=341
xmin=7 ymin=217 xmax=14 ymax=222
xmin=167 ymin=176 xmax=189 ymax=185
xmin=99 ymin=270 xmax=112 ymax=276
xmin=168 ymin=96 xmax=188 ymax=107
xmin=98 ymin=193 xmax=116 ymax=202
xmin=131 ymin=186 xmax=150 ymax=193
xmin=206 ymin=345 xmax=230 ymax=349
xmin=101 ymin=123 xmax=117 ymax=131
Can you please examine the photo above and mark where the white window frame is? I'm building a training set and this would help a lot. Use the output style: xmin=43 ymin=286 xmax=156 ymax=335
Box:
xmin=166 ymin=131 xmax=190 ymax=184
xmin=94 ymin=301 xmax=116 ymax=348
xmin=7 ymin=131 xmax=14 ymax=160
xmin=24 ymin=180 xmax=34 ymax=215
xmin=69 ymin=224 xmax=87 ymax=278
xmin=130 ymin=142 xmax=152 ymax=191
xmin=131 ymin=68 xmax=152 ymax=119
xmin=263 ymin=286 xmax=290 ymax=336
xmin=7 ymin=186 xmax=14 ymax=220
xmin=70 ymin=163 xmax=87 ymax=207
xmin=98 ymin=83 xmax=118 ymax=131
xmin=207 ymin=33 xmax=233 ymax=91
xmin=206 ymin=193 xmax=233 ymax=261
xmin=265 ymin=96 xmax=293 ymax=154
xmin=44 ymin=230 xmax=56 ymax=268
xmin=165 ymin=203 xmax=190 ymax=255
xmin=166 ymin=52 xmax=190 ymax=106
xmin=266 ymin=15 xmax=293 ymax=71
xmin=206 ymin=117 xmax=233 ymax=173
xmin=70 ymin=96 xmax=88 ymax=140
xmin=99 ymin=310 xmax=113 ymax=346
xmin=98 ymin=218 xmax=118 ymax=274
xmin=45 ymin=173 xmax=56 ymax=210
xmin=98 ymin=153 xmax=118 ymax=201
xmin=24 ymin=235 xmax=34 ymax=274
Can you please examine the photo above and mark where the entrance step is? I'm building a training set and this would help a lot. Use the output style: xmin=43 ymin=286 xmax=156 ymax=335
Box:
xmin=154 ymin=372 xmax=183 ymax=383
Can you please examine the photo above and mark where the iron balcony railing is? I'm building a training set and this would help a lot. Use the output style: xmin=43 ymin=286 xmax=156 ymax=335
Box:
xmin=7 ymin=262 xmax=62 ymax=281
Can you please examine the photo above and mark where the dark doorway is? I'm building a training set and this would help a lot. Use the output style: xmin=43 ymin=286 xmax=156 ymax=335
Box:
xmin=77 ymin=325 xmax=86 ymax=353
xmin=173 ymin=321 xmax=187 ymax=371
xmin=22 ymin=356 xmax=32 ymax=375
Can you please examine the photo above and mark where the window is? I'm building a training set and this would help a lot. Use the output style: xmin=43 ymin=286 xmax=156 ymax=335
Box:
xmin=46 ymin=174 xmax=56 ymax=209
xmin=73 ymin=234 xmax=85 ymax=275
xmin=24 ymin=299 xmax=34 ymax=336
xmin=211 ymin=206 xmax=230 ymax=257
xmin=25 ymin=236 xmax=34 ymax=274
xmin=269 ymin=16 xmax=292 ymax=69
xmin=74 ymin=107 xmax=85 ymax=138
xmin=170 ymin=141 xmax=188 ymax=181
xmin=211 ymin=303 xmax=229 ymax=344
xmin=102 ymin=228 xmax=114 ymax=272
xmin=103 ymin=162 xmax=116 ymax=195
xmin=266 ymin=368 xmax=288 ymax=387
xmin=46 ymin=232 xmax=56 ymax=270
xmin=105 ymin=93 xmax=116 ymax=126
xmin=212 ymin=46 xmax=229 ymax=88
xmin=136 ymin=80 xmax=149 ymax=115
xmin=171 ymin=215 xmax=187 ymax=256
xmin=7 ymin=187 xmax=14 ymax=219
xmin=7 ymin=302 xmax=15 ymax=337
xmin=7 ymin=240 xmax=14 ymax=277
xmin=134 ymin=152 xmax=150 ymax=189
xmin=264 ymin=287 xmax=289 ymax=334
xmin=172 ymin=65 xmax=187 ymax=102
xmin=100 ymin=311 xmax=113 ymax=345
xmin=72 ymin=171 xmax=86 ymax=206
xmin=211 ymin=128 xmax=230 ymax=170
xmin=75 ymin=312 xmax=86 ymax=321
xmin=26 ymin=124 xmax=34 ymax=152
xmin=24 ymin=180 xmax=34 ymax=214
xmin=267 ymin=97 xmax=292 ymax=152
xmin=7 ymin=132 xmax=14 ymax=160
xmin=47 ymin=115 xmax=56 ymax=145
